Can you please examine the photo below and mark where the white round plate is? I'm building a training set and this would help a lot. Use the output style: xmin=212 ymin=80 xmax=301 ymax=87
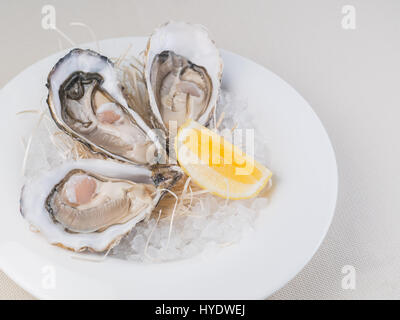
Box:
xmin=0 ymin=37 xmax=337 ymax=299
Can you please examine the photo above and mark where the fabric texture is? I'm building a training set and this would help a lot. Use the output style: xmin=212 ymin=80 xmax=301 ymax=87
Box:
xmin=0 ymin=271 xmax=34 ymax=300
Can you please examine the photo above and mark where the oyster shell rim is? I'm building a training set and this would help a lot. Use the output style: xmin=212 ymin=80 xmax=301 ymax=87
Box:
xmin=20 ymin=159 xmax=165 ymax=252
xmin=144 ymin=21 xmax=224 ymax=132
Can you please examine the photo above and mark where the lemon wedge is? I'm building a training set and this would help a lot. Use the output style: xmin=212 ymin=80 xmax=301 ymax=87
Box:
xmin=174 ymin=119 xmax=272 ymax=199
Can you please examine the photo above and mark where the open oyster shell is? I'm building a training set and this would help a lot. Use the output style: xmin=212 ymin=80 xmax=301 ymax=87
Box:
xmin=47 ymin=49 xmax=163 ymax=165
xmin=144 ymin=21 xmax=223 ymax=132
xmin=20 ymin=159 xmax=182 ymax=252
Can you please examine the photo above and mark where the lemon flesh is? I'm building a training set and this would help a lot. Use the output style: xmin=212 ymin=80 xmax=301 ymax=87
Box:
xmin=175 ymin=119 xmax=272 ymax=199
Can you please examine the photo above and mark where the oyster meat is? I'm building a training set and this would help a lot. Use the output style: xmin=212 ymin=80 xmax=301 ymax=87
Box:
xmin=145 ymin=21 xmax=223 ymax=131
xmin=46 ymin=169 xmax=155 ymax=233
xmin=47 ymin=49 xmax=160 ymax=165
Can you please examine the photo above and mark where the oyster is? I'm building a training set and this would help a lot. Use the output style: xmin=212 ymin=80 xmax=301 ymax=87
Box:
xmin=47 ymin=49 xmax=161 ymax=165
xmin=46 ymin=169 xmax=155 ymax=234
xmin=20 ymin=159 xmax=181 ymax=252
xmin=144 ymin=21 xmax=223 ymax=132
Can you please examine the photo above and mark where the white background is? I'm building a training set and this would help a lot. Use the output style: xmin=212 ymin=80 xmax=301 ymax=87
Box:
xmin=0 ymin=0 xmax=399 ymax=299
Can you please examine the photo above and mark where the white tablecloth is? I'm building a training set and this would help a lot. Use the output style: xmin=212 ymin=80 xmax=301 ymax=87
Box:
xmin=1 ymin=0 xmax=399 ymax=300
